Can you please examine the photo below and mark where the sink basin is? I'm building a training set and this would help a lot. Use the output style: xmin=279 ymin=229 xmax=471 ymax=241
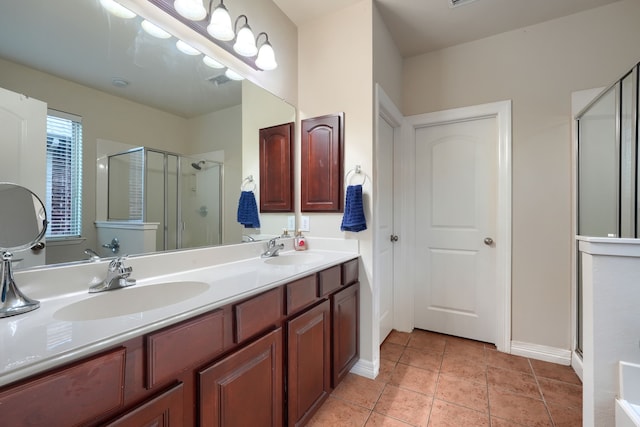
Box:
xmin=264 ymin=253 xmax=324 ymax=266
xmin=53 ymin=281 xmax=210 ymax=321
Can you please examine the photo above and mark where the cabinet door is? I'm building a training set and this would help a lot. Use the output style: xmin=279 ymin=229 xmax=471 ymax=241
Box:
xmin=105 ymin=382 xmax=183 ymax=427
xmin=331 ymin=283 xmax=360 ymax=387
xmin=287 ymin=300 xmax=331 ymax=427
xmin=259 ymin=122 xmax=294 ymax=212
xmin=199 ymin=328 xmax=283 ymax=427
xmin=301 ymin=113 xmax=344 ymax=212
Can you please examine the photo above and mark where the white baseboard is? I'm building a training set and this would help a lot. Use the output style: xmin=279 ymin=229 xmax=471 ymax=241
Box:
xmin=510 ymin=340 xmax=572 ymax=366
xmin=350 ymin=358 xmax=378 ymax=380
xmin=571 ymin=350 xmax=583 ymax=381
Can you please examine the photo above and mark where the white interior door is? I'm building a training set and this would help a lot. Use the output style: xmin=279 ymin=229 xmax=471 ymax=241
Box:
xmin=0 ymin=87 xmax=47 ymax=267
xmin=413 ymin=116 xmax=498 ymax=344
xmin=377 ymin=115 xmax=395 ymax=343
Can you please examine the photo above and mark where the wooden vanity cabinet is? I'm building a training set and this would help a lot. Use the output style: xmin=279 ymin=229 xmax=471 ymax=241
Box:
xmin=199 ymin=328 xmax=284 ymax=427
xmin=287 ymin=300 xmax=331 ymax=427
xmin=104 ymin=382 xmax=184 ymax=427
xmin=0 ymin=347 xmax=126 ymax=427
xmin=331 ymin=282 xmax=360 ymax=387
xmin=0 ymin=259 xmax=359 ymax=427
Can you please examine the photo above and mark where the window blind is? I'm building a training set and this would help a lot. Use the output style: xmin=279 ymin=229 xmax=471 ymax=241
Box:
xmin=46 ymin=110 xmax=83 ymax=238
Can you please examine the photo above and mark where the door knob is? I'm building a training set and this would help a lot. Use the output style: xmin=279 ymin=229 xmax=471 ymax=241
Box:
xmin=390 ymin=235 xmax=399 ymax=242
xmin=483 ymin=237 xmax=494 ymax=246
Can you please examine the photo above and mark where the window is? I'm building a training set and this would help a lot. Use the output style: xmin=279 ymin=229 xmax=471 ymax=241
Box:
xmin=46 ymin=110 xmax=83 ymax=239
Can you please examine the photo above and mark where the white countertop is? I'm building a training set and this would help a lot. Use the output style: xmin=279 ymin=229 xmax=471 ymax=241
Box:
xmin=0 ymin=248 xmax=359 ymax=387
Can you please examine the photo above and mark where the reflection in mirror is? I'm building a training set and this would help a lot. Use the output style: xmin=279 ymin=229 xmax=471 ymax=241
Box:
xmin=0 ymin=183 xmax=47 ymax=317
xmin=0 ymin=0 xmax=295 ymax=269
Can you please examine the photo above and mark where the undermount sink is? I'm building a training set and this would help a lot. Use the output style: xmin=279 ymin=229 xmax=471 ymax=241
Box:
xmin=53 ymin=281 xmax=210 ymax=321
xmin=263 ymin=253 xmax=324 ymax=266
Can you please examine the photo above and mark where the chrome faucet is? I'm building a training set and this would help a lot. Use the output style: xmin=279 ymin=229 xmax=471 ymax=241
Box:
xmin=84 ymin=248 xmax=101 ymax=261
xmin=89 ymin=257 xmax=136 ymax=293
xmin=261 ymin=237 xmax=284 ymax=258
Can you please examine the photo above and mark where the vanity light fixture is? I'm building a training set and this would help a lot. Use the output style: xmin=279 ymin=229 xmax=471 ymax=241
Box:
xmin=207 ymin=0 xmax=234 ymax=41
xmin=176 ymin=39 xmax=201 ymax=55
xmin=141 ymin=20 xmax=172 ymax=39
xmin=100 ymin=0 xmax=136 ymax=19
xmin=255 ymin=32 xmax=277 ymax=70
xmin=203 ymin=55 xmax=225 ymax=69
xmin=225 ymin=68 xmax=244 ymax=81
xmin=174 ymin=0 xmax=207 ymax=21
xmin=233 ymin=15 xmax=257 ymax=57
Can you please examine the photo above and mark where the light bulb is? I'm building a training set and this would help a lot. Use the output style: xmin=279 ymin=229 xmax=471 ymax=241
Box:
xmin=203 ymin=56 xmax=224 ymax=69
xmin=233 ymin=24 xmax=257 ymax=57
xmin=207 ymin=3 xmax=234 ymax=41
xmin=176 ymin=40 xmax=201 ymax=55
xmin=255 ymin=41 xmax=277 ymax=70
xmin=225 ymin=69 xmax=244 ymax=81
xmin=174 ymin=0 xmax=206 ymax=21
xmin=141 ymin=20 xmax=171 ymax=39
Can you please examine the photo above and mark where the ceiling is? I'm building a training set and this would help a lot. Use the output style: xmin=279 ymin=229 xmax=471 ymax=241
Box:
xmin=274 ymin=0 xmax=621 ymax=57
xmin=0 ymin=0 xmax=621 ymax=117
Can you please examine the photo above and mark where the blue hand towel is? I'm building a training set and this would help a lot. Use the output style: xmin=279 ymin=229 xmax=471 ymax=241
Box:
xmin=341 ymin=185 xmax=367 ymax=232
xmin=237 ymin=191 xmax=260 ymax=228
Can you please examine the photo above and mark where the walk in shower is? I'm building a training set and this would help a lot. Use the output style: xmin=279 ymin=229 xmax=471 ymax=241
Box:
xmin=107 ymin=147 xmax=223 ymax=251
xmin=576 ymin=60 xmax=639 ymax=357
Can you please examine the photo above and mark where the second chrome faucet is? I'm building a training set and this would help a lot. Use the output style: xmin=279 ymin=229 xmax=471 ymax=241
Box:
xmin=261 ymin=238 xmax=284 ymax=258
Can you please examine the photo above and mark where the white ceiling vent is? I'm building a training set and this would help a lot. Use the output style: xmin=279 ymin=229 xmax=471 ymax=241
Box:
xmin=449 ymin=0 xmax=478 ymax=8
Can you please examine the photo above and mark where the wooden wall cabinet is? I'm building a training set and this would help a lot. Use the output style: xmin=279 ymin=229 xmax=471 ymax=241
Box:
xmin=259 ymin=122 xmax=294 ymax=212
xmin=301 ymin=113 xmax=344 ymax=212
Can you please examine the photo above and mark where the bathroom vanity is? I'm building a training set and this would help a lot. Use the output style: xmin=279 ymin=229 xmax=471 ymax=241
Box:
xmin=0 ymin=246 xmax=359 ymax=426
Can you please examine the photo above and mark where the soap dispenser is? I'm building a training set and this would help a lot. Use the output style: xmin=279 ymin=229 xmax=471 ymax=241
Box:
xmin=294 ymin=230 xmax=307 ymax=251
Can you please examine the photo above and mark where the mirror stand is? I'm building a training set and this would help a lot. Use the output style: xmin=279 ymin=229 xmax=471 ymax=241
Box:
xmin=0 ymin=251 xmax=40 ymax=318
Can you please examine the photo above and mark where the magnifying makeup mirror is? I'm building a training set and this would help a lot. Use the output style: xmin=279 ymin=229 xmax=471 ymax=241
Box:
xmin=0 ymin=182 xmax=48 ymax=317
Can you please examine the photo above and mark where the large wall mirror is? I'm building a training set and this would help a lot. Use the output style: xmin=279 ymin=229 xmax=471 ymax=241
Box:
xmin=0 ymin=0 xmax=295 ymax=269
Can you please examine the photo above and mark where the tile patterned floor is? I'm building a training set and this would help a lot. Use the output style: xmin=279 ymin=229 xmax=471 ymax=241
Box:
xmin=307 ymin=329 xmax=582 ymax=426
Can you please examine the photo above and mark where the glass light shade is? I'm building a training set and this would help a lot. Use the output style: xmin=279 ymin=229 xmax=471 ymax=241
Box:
xmin=255 ymin=42 xmax=277 ymax=70
xmin=174 ymin=0 xmax=206 ymax=21
xmin=203 ymin=56 xmax=224 ymax=69
xmin=207 ymin=4 xmax=234 ymax=41
xmin=176 ymin=40 xmax=200 ymax=55
xmin=100 ymin=0 xmax=136 ymax=19
xmin=233 ymin=25 xmax=257 ymax=57
xmin=141 ymin=20 xmax=171 ymax=39
xmin=225 ymin=69 xmax=244 ymax=81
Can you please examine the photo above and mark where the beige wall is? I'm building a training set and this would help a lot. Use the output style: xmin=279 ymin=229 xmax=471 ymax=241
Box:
xmin=402 ymin=0 xmax=640 ymax=349
xmin=373 ymin=3 xmax=403 ymax=108
xmin=298 ymin=1 xmax=376 ymax=364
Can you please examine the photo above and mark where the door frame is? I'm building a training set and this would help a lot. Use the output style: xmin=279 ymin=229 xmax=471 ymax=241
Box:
xmin=401 ymin=100 xmax=512 ymax=353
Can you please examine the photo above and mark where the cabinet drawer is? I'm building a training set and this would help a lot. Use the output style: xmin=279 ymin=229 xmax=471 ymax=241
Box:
xmin=234 ymin=287 xmax=283 ymax=343
xmin=146 ymin=309 xmax=224 ymax=389
xmin=0 ymin=347 xmax=126 ymax=426
xmin=342 ymin=259 xmax=359 ymax=286
xmin=286 ymin=274 xmax=318 ymax=315
xmin=318 ymin=265 xmax=342 ymax=296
